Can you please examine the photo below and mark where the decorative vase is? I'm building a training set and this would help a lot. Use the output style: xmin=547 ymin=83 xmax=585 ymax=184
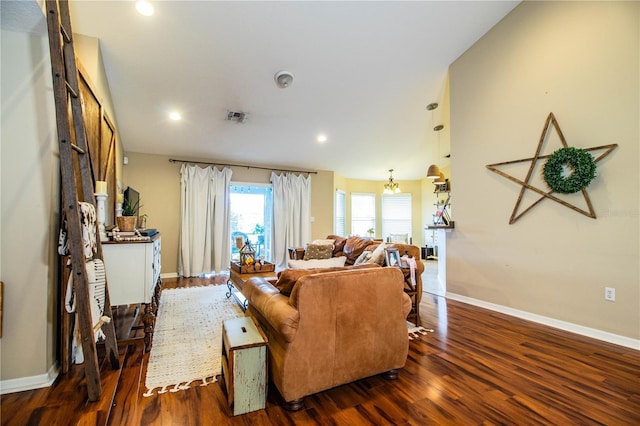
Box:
xmin=117 ymin=216 xmax=136 ymax=232
xmin=137 ymin=215 xmax=147 ymax=230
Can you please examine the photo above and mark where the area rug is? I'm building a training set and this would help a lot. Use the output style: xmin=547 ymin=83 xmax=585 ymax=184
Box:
xmin=143 ymin=285 xmax=243 ymax=397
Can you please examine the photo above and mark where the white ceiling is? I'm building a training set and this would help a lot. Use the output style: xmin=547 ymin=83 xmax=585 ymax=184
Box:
xmin=3 ymin=1 xmax=520 ymax=180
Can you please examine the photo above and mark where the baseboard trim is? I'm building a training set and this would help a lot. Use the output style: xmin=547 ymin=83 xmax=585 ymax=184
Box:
xmin=446 ymin=293 xmax=640 ymax=350
xmin=160 ymin=272 xmax=178 ymax=279
xmin=0 ymin=363 xmax=59 ymax=395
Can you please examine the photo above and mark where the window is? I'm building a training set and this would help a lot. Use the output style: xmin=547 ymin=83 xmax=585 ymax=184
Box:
xmin=334 ymin=189 xmax=346 ymax=236
xmin=230 ymin=183 xmax=272 ymax=261
xmin=382 ymin=193 xmax=412 ymax=240
xmin=351 ymin=193 xmax=376 ymax=237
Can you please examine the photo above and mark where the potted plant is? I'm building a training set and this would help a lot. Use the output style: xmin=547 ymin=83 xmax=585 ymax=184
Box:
xmin=253 ymin=223 xmax=264 ymax=235
xmin=116 ymin=198 xmax=138 ymax=231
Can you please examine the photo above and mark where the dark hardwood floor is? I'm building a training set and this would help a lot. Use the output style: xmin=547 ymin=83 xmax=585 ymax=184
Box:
xmin=2 ymin=274 xmax=639 ymax=425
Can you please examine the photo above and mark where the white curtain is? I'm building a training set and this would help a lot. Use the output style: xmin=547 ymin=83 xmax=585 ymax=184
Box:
xmin=271 ymin=172 xmax=311 ymax=268
xmin=178 ymin=164 xmax=232 ymax=276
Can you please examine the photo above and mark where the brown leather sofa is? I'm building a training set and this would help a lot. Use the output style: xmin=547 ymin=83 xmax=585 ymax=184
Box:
xmin=243 ymin=266 xmax=412 ymax=410
xmin=289 ymin=234 xmax=425 ymax=306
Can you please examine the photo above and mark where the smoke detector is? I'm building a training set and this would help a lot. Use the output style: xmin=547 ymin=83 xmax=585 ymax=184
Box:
xmin=226 ymin=110 xmax=248 ymax=123
xmin=274 ymin=70 xmax=294 ymax=88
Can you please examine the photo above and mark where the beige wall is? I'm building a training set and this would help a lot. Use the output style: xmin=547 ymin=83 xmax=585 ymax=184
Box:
xmin=310 ymin=170 xmax=335 ymax=241
xmin=0 ymin=28 xmax=124 ymax=384
xmin=122 ymin=153 xmax=182 ymax=275
xmin=1 ymin=30 xmax=59 ymax=383
xmin=449 ymin=1 xmax=639 ymax=340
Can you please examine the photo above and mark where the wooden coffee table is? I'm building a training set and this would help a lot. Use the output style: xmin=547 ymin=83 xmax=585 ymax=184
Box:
xmin=227 ymin=269 xmax=278 ymax=311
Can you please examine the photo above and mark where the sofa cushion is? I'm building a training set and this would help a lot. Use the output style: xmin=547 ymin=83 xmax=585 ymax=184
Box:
xmin=342 ymin=236 xmax=374 ymax=265
xmin=326 ymin=235 xmax=347 ymax=256
xmin=288 ymin=256 xmax=347 ymax=271
xmin=303 ymin=243 xmax=333 ymax=260
xmin=275 ymin=263 xmax=379 ymax=296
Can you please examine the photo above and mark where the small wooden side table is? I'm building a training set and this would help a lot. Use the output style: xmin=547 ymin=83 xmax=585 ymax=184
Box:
xmin=399 ymin=267 xmax=420 ymax=326
xmin=227 ymin=269 xmax=278 ymax=311
xmin=221 ymin=317 xmax=268 ymax=416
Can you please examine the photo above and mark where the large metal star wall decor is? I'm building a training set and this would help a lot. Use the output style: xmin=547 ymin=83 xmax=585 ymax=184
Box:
xmin=486 ymin=112 xmax=618 ymax=224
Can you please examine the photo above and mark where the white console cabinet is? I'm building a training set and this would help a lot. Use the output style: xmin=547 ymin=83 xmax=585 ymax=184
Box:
xmin=102 ymin=234 xmax=161 ymax=350
xmin=102 ymin=234 xmax=161 ymax=306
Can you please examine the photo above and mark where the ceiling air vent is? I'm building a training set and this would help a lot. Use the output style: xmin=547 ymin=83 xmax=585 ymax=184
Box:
xmin=226 ymin=111 xmax=247 ymax=123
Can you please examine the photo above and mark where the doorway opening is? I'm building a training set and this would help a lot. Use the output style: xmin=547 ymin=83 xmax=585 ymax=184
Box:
xmin=423 ymin=229 xmax=446 ymax=297
xmin=229 ymin=183 xmax=273 ymax=262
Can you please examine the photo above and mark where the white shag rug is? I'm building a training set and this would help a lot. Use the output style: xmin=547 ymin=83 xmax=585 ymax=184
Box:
xmin=143 ymin=285 xmax=243 ymax=397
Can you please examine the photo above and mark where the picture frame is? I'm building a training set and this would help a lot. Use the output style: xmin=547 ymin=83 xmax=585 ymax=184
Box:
xmin=385 ymin=247 xmax=401 ymax=267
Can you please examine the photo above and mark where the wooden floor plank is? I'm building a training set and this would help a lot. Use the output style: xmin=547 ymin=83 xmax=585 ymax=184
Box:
xmin=2 ymin=275 xmax=639 ymax=425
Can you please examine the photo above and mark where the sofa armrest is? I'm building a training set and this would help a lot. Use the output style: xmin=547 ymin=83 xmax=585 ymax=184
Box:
xmin=402 ymin=293 xmax=412 ymax=318
xmin=287 ymin=247 xmax=306 ymax=260
xmin=244 ymin=277 xmax=300 ymax=343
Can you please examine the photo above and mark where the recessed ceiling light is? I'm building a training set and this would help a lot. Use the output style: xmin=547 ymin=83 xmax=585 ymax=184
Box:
xmin=136 ymin=0 xmax=154 ymax=16
xmin=169 ymin=112 xmax=181 ymax=121
xmin=317 ymin=134 xmax=328 ymax=143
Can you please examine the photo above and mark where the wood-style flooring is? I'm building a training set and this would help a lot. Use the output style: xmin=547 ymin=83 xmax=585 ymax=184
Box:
xmin=2 ymin=274 xmax=639 ymax=425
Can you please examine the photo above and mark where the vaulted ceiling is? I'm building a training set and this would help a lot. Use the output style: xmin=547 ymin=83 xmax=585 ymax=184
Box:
xmin=3 ymin=0 xmax=520 ymax=180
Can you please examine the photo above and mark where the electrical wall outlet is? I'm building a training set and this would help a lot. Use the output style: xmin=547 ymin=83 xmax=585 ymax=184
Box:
xmin=605 ymin=287 xmax=615 ymax=301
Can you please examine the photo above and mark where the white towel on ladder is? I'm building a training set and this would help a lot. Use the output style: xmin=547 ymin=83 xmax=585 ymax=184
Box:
xmin=60 ymin=202 xmax=107 ymax=364
xmin=65 ymin=259 xmax=107 ymax=364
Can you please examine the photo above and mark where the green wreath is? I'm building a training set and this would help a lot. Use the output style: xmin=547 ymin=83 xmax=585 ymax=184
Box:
xmin=543 ymin=147 xmax=596 ymax=194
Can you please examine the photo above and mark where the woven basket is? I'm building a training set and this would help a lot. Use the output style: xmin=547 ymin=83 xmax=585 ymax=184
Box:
xmin=116 ymin=216 xmax=136 ymax=232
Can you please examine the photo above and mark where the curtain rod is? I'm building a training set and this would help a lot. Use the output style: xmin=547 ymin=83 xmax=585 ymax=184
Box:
xmin=168 ymin=158 xmax=317 ymax=175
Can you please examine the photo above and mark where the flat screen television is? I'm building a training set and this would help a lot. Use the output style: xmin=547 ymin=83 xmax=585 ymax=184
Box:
xmin=124 ymin=186 xmax=140 ymax=220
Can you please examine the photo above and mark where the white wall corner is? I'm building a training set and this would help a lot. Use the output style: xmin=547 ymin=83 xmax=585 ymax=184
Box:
xmin=0 ymin=363 xmax=59 ymax=395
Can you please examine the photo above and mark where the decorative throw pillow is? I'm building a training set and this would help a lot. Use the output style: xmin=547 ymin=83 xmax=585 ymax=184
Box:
xmin=303 ymin=243 xmax=333 ymax=260
xmin=275 ymin=269 xmax=318 ymax=296
xmin=354 ymin=250 xmax=373 ymax=265
xmin=275 ymin=265 xmax=349 ymax=295
xmin=288 ymin=256 xmax=347 ymax=270
xmin=369 ymin=242 xmax=387 ymax=265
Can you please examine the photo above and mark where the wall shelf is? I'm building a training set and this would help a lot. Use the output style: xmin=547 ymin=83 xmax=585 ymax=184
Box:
xmin=427 ymin=222 xmax=455 ymax=230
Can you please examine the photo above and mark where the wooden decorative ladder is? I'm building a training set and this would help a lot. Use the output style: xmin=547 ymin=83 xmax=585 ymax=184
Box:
xmin=45 ymin=0 xmax=119 ymax=401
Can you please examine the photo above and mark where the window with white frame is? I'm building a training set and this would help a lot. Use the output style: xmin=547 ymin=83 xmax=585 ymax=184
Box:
xmin=334 ymin=189 xmax=346 ymax=236
xmin=351 ymin=193 xmax=376 ymax=237
xmin=381 ymin=193 xmax=412 ymax=241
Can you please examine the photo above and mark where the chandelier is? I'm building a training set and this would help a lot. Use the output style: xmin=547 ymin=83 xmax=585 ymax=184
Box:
xmin=383 ymin=169 xmax=401 ymax=194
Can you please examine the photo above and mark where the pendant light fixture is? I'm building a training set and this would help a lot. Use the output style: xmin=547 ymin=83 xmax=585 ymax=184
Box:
xmin=383 ymin=169 xmax=401 ymax=194
xmin=433 ymin=172 xmax=446 ymax=184
xmin=426 ymin=101 xmax=444 ymax=179
xmin=426 ymin=164 xmax=441 ymax=178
